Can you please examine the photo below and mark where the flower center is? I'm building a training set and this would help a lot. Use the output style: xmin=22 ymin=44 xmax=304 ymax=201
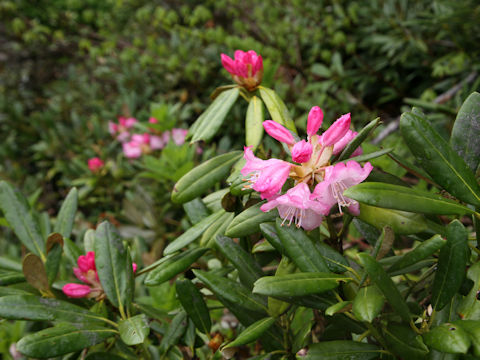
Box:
xmin=280 ymin=206 xmax=306 ymax=228
xmin=330 ymin=181 xmax=356 ymax=213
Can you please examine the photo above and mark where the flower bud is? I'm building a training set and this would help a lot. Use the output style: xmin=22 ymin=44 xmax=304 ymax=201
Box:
xmin=291 ymin=140 xmax=313 ymax=163
xmin=88 ymin=157 xmax=104 ymax=172
xmin=321 ymin=113 xmax=351 ymax=147
xmin=307 ymin=106 xmax=324 ymax=136
xmin=263 ymin=120 xmax=295 ymax=145
xmin=221 ymin=50 xmax=263 ymax=91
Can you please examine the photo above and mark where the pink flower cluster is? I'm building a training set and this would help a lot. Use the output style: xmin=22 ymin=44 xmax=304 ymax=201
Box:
xmin=88 ymin=157 xmax=104 ymax=172
xmin=62 ymin=251 xmax=137 ymax=299
xmin=108 ymin=116 xmax=188 ymax=159
xmin=242 ymin=106 xmax=372 ymax=230
xmin=221 ymin=50 xmax=263 ymax=91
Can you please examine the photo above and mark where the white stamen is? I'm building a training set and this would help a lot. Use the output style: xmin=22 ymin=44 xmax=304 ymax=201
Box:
xmin=330 ymin=181 xmax=357 ymax=213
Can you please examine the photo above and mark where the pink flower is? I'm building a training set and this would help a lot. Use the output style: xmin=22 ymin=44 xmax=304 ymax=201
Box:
xmin=241 ymin=147 xmax=291 ymax=199
xmin=307 ymin=106 xmax=324 ymax=136
xmin=312 ymin=161 xmax=373 ymax=215
xmin=261 ymin=183 xmax=328 ymax=230
xmin=321 ymin=113 xmax=351 ymax=147
xmin=330 ymin=129 xmax=362 ymax=157
xmin=171 ymin=128 xmax=188 ymax=145
xmin=148 ymin=117 xmax=158 ymax=124
xmin=150 ymin=135 xmax=166 ymax=150
xmin=123 ymin=133 xmax=167 ymax=158
xmin=63 ymin=251 xmax=137 ymax=299
xmin=221 ymin=50 xmax=263 ymax=91
xmin=88 ymin=157 xmax=104 ymax=172
xmin=263 ymin=120 xmax=295 ymax=145
xmin=109 ymin=117 xmax=138 ymax=142
xmin=291 ymin=140 xmax=312 ymax=163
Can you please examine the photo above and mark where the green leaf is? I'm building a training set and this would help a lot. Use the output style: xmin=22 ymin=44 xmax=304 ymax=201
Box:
xmin=259 ymin=222 xmax=284 ymax=254
xmin=193 ymin=269 xmax=266 ymax=313
xmin=383 ymin=323 xmax=429 ymax=360
xmin=275 ymin=219 xmax=329 ymax=272
xmin=63 ymin=237 xmax=82 ymax=266
xmin=53 ymin=187 xmax=77 ymax=239
xmin=164 ymin=210 xmax=224 ymax=254
xmin=458 ymin=262 xmax=480 ymax=320
xmin=94 ymin=221 xmax=132 ymax=311
xmin=340 ymin=147 xmax=393 ymax=164
xmin=388 ymin=234 xmax=446 ymax=273
xmin=0 ymin=181 xmax=45 ymax=261
xmin=325 ymin=301 xmax=352 ymax=316
xmin=400 ymin=110 xmax=480 ymax=206
xmin=258 ymin=86 xmax=296 ymax=133
xmin=215 ymin=236 xmax=263 ymax=289
xmin=345 ymin=182 xmax=476 ymax=216
xmin=222 ymin=317 xmax=276 ymax=350
xmin=357 ymin=203 xmax=429 ymax=234
xmin=423 ymin=323 xmax=471 ymax=354
xmin=453 ymin=320 xmax=480 ymax=357
xmin=171 ymin=151 xmax=242 ymax=204
xmin=337 ymin=118 xmax=380 ymax=161
xmin=144 ymin=248 xmax=207 ymax=286
xmin=253 ymin=273 xmax=350 ymax=297
xmin=199 ymin=211 xmax=233 ymax=248
xmin=450 ymin=92 xmax=480 ymax=172
xmin=432 ymin=220 xmax=469 ymax=310
xmin=371 ymin=226 xmax=394 ymax=260
xmin=246 ymin=95 xmax=265 ymax=150
xmin=314 ymin=242 xmax=349 ymax=273
xmin=159 ymin=311 xmax=188 ymax=354
xmin=183 ymin=198 xmax=210 ymax=225
xmin=189 ymin=88 xmax=239 ymax=143
xmin=225 ymin=202 xmax=278 ymax=238
xmin=0 ymin=271 xmax=25 ymax=285
xmin=176 ymin=278 xmax=211 ymax=334
xmin=357 ymin=253 xmax=411 ymax=323
xmin=45 ymin=233 xmax=63 ymax=285
xmin=267 ymin=256 xmax=295 ymax=317
xmin=16 ymin=324 xmax=116 ymax=358
xmin=300 ymin=340 xmax=381 ymax=359
xmin=0 ymin=295 xmax=109 ymax=324
xmin=118 ymin=314 xmax=149 ymax=345
xmin=352 ymin=286 xmax=384 ymax=322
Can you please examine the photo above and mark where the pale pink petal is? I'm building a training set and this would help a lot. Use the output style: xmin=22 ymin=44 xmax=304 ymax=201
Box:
xmin=241 ymin=146 xmax=266 ymax=176
xmin=63 ymin=283 xmax=91 ymax=298
xmin=321 ymin=113 xmax=351 ymax=147
xmin=150 ymin=135 xmax=166 ymax=150
xmin=124 ymin=117 xmax=137 ymax=128
xmin=263 ymin=120 xmax=295 ymax=145
xmin=73 ymin=267 xmax=87 ymax=283
xmin=108 ymin=121 xmax=118 ymax=135
xmin=307 ymin=106 xmax=324 ymax=136
xmin=253 ymin=159 xmax=291 ymax=199
xmin=332 ymin=130 xmax=356 ymax=155
xmin=123 ymin=141 xmax=142 ymax=159
xmin=291 ymin=140 xmax=313 ymax=163
xmin=171 ymin=128 xmax=188 ymax=145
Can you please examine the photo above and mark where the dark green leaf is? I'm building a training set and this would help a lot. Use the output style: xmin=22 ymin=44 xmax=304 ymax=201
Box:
xmin=300 ymin=340 xmax=381 ymax=359
xmin=176 ymin=278 xmax=211 ymax=334
xmin=450 ymin=92 xmax=480 ymax=172
xmin=246 ymin=95 xmax=265 ymax=150
xmin=388 ymin=234 xmax=445 ymax=273
xmin=340 ymin=147 xmax=393 ymax=164
xmin=432 ymin=220 xmax=469 ymax=310
xmin=45 ymin=233 xmax=63 ymax=285
xmin=199 ymin=211 xmax=233 ymax=248
xmin=337 ymin=118 xmax=380 ymax=161
xmin=453 ymin=320 xmax=480 ymax=357
xmin=222 ymin=317 xmax=276 ymax=350
xmin=0 ymin=181 xmax=45 ymax=260
xmin=384 ymin=323 xmax=429 ymax=360
xmin=190 ymin=88 xmax=239 ymax=143
xmin=458 ymin=262 xmax=480 ymax=320
xmin=352 ymin=286 xmax=384 ymax=322
xmin=345 ymin=182 xmax=476 ymax=216
xmin=0 ymin=271 xmax=25 ymax=285
xmin=253 ymin=273 xmax=350 ymax=297
xmin=118 ymin=314 xmax=149 ymax=345
xmin=400 ymin=110 xmax=480 ymax=206
xmin=215 ymin=236 xmax=264 ymax=289
xmin=159 ymin=311 xmax=188 ymax=354
xmin=259 ymin=223 xmax=284 ymax=254
xmin=314 ymin=242 xmax=349 ymax=273
xmin=171 ymin=151 xmax=242 ymax=204
xmin=267 ymin=256 xmax=295 ymax=317
xmin=94 ymin=221 xmax=131 ymax=311
xmin=183 ymin=198 xmax=210 ymax=225
xmin=53 ymin=187 xmax=78 ymax=239
xmin=225 ymin=202 xmax=278 ymax=238
xmin=423 ymin=323 xmax=470 ymax=354
xmin=17 ymin=324 xmax=115 ymax=358
xmin=164 ymin=210 xmax=224 ymax=254
xmin=144 ymin=248 xmax=207 ymax=286
xmin=275 ymin=219 xmax=329 ymax=272
xmin=357 ymin=253 xmax=411 ymax=323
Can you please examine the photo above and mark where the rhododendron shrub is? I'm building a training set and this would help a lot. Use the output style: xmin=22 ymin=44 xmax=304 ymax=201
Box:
xmin=1 ymin=49 xmax=480 ymax=360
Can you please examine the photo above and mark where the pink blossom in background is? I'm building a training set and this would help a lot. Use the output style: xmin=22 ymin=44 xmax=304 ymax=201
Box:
xmin=312 ymin=161 xmax=373 ymax=215
xmin=148 ymin=117 xmax=158 ymax=124
xmin=62 ymin=251 xmax=137 ymax=299
xmin=261 ymin=183 xmax=328 ymax=231
xmin=241 ymin=146 xmax=291 ymax=200
xmin=171 ymin=128 xmax=188 ymax=145
xmin=109 ymin=117 xmax=138 ymax=142
xmin=88 ymin=157 xmax=104 ymax=172
xmin=221 ymin=50 xmax=263 ymax=91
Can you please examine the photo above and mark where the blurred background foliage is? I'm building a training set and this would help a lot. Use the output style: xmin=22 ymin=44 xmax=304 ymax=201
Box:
xmin=1 ymin=0 xmax=479 ymax=220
